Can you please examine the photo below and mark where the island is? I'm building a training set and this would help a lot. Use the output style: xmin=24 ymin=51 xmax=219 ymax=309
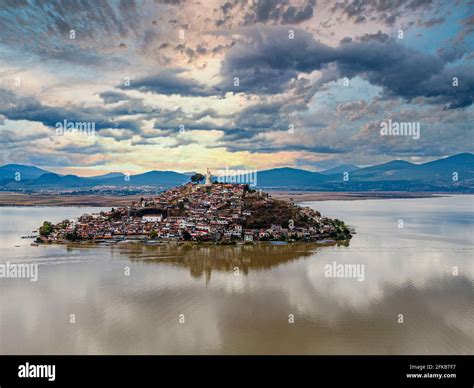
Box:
xmin=36 ymin=182 xmax=353 ymax=245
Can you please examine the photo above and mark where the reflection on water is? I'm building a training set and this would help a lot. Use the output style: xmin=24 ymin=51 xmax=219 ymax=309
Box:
xmin=0 ymin=196 xmax=473 ymax=354
xmin=115 ymin=243 xmax=322 ymax=282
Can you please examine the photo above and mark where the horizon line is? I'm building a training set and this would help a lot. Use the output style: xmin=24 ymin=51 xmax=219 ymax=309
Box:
xmin=0 ymin=152 xmax=472 ymax=178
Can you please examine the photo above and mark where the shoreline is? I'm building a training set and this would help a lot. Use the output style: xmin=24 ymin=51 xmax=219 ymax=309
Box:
xmin=270 ymin=191 xmax=448 ymax=202
xmin=0 ymin=193 xmax=144 ymax=207
xmin=34 ymin=238 xmax=348 ymax=249
xmin=0 ymin=191 xmax=457 ymax=207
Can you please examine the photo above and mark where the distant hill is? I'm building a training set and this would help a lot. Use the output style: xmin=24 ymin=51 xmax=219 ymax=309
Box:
xmin=0 ymin=169 xmax=189 ymax=188
xmin=31 ymin=173 xmax=63 ymax=185
xmin=212 ymin=167 xmax=328 ymax=188
xmin=0 ymin=153 xmax=472 ymax=192
xmin=30 ymin=173 xmax=90 ymax=186
xmin=256 ymin=167 xmax=328 ymax=188
xmin=348 ymin=160 xmax=415 ymax=181
xmin=252 ymin=154 xmax=473 ymax=191
xmin=102 ymin=170 xmax=189 ymax=186
xmin=346 ymin=154 xmax=474 ymax=185
xmin=319 ymin=164 xmax=359 ymax=175
xmin=405 ymin=153 xmax=474 ymax=184
xmin=89 ymin=172 xmax=125 ymax=180
xmin=0 ymin=164 xmax=51 ymax=180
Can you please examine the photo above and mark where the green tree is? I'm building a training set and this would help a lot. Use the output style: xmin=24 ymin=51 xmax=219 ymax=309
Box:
xmin=150 ymin=230 xmax=158 ymax=239
xmin=39 ymin=221 xmax=53 ymax=236
xmin=190 ymin=173 xmax=205 ymax=184
xmin=182 ymin=230 xmax=192 ymax=241
xmin=65 ymin=229 xmax=79 ymax=241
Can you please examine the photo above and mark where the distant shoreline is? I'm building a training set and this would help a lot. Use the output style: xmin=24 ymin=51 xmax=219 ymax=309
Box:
xmin=0 ymin=191 xmax=454 ymax=207
xmin=270 ymin=191 xmax=448 ymax=202
xmin=0 ymin=192 xmax=143 ymax=207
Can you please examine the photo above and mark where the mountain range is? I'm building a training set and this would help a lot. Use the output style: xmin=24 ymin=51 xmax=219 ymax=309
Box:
xmin=0 ymin=153 xmax=472 ymax=192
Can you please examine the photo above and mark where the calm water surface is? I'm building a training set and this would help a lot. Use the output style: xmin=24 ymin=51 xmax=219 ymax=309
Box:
xmin=0 ymin=196 xmax=472 ymax=354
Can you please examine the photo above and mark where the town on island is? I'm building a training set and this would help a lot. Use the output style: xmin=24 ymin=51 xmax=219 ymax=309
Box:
xmin=36 ymin=169 xmax=353 ymax=245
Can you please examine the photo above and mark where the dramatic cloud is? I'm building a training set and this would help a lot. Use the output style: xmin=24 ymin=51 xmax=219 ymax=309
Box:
xmin=120 ymin=69 xmax=218 ymax=96
xmin=216 ymin=0 xmax=316 ymax=27
xmin=0 ymin=89 xmax=141 ymax=133
xmin=98 ymin=91 xmax=131 ymax=104
xmin=0 ymin=0 xmax=140 ymax=42
xmin=332 ymin=0 xmax=437 ymax=26
xmin=220 ymin=27 xmax=474 ymax=108
xmin=244 ymin=0 xmax=316 ymax=25
xmin=0 ymin=0 xmax=472 ymax=171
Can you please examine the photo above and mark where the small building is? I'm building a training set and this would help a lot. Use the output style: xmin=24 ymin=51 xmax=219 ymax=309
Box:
xmin=244 ymin=233 xmax=253 ymax=242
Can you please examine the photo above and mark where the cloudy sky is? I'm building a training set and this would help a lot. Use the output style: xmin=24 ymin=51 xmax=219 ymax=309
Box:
xmin=0 ymin=0 xmax=473 ymax=176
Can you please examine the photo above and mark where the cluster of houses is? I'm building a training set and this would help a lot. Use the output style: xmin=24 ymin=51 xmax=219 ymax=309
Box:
xmin=45 ymin=182 xmax=340 ymax=243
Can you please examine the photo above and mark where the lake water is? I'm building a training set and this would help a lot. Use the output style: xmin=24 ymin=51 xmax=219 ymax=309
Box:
xmin=0 ymin=196 xmax=473 ymax=354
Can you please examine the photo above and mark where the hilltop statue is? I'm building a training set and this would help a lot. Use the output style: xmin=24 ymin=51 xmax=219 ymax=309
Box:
xmin=205 ymin=168 xmax=212 ymax=186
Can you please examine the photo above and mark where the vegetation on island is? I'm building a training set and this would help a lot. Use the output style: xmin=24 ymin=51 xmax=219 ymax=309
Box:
xmin=39 ymin=221 xmax=53 ymax=236
xmin=190 ymin=173 xmax=205 ymax=184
